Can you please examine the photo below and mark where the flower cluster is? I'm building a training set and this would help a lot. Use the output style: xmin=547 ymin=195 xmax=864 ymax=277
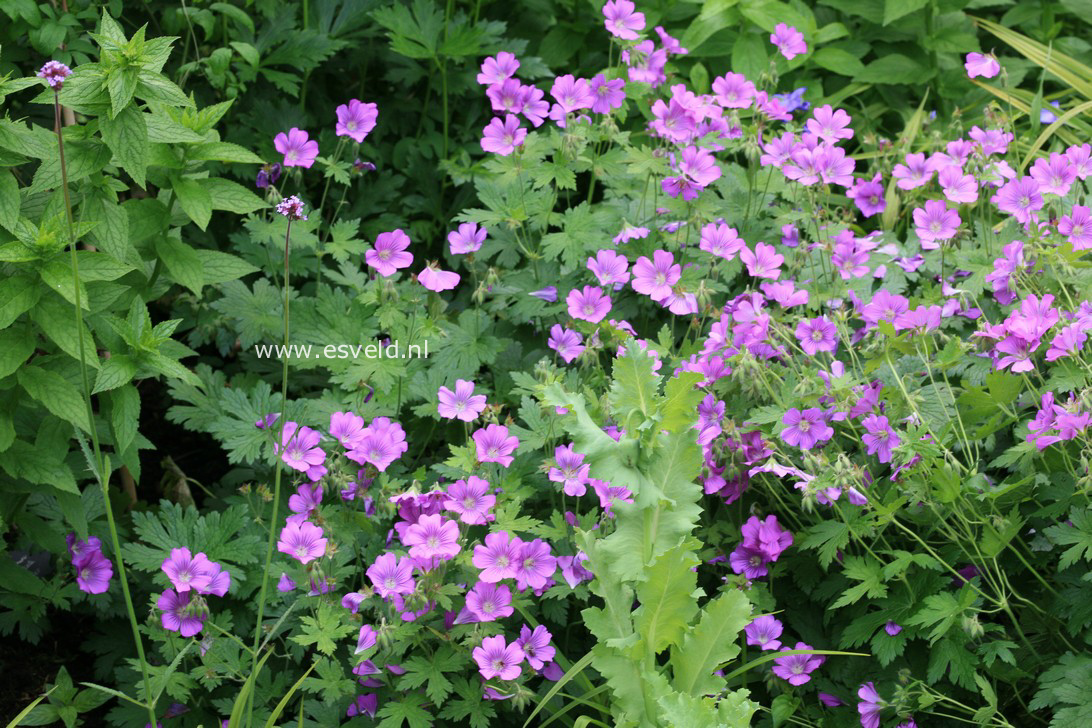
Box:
xmin=67 ymin=534 xmax=113 ymax=595
xmin=157 ymin=548 xmax=231 ymax=637
xmin=729 ymin=515 xmax=792 ymax=579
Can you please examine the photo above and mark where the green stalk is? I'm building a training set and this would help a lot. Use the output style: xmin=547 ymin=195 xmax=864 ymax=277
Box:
xmin=246 ymin=216 xmax=294 ymax=727
xmin=53 ymin=89 xmax=158 ymax=728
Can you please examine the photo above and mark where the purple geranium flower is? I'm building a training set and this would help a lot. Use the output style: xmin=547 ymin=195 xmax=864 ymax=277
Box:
xmin=335 ymin=100 xmax=378 ymax=143
xmin=273 ymin=128 xmax=319 ymax=168
xmin=770 ymin=23 xmax=807 ymax=59
xmin=781 ymin=408 xmax=833 ymax=450
xmin=438 ymin=380 xmax=488 ymax=421
xmin=473 ymin=635 xmax=524 ymax=681
xmin=365 ymin=229 xmax=413 ymax=277
xmin=745 ymin=615 xmax=783 ymax=651
xmin=277 ymin=520 xmax=327 ymax=565
xmin=472 ymin=424 xmax=520 ymax=467
xmin=771 ymin=642 xmax=824 ymax=685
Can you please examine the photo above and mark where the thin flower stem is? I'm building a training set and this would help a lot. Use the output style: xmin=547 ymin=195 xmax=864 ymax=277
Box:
xmin=54 ymin=91 xmax=158 ymax=728
xmin=247 ymin=218 xmax=293 ymax=728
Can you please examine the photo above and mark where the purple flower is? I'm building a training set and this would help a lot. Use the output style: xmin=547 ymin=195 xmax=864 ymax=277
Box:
xmin=991 ymin=176 xmax=1044 ymax=224
xmin=365 ymin=229 xmax=413 ymax=277
xmin=549 ymin=325 xmax=584 ymax=363
xmin=347 ymin=417 xmax=409 ymax=472
xmin=589 ymin=74 xmax=626 ymax=114
xmin=277 ymin=422 xmax=325 ymax=478
xmin=862 ymin=415 xmax=901 ymax=463
xmin=819 ymin=693 xmax=843 ymax=707
xmin=438 ymin=379 xmax=487 ymax=421
xmin=847 ymin=173 xmax=886 ymax=218
xmin=275 ymin=195 xmax=307 ymax=221
xmin=557 ymin=552 xmax=594 ymax=587
xmin=37 ymin=60 xmax=72 ymax=89
xmin=157 ymin=589 xmax=205 ymax=637
xmin=473 ymin=635 xmax=524 ymax=681
xmin=795 ymin=316 xmax=839 ymax=356
xmin=276 ymin=572 xmax=296 ymax=592
xmin=514 ymin=539 xmax=556 ymax=591
xmin=745 ymin=615 xmax=783 ymax=651
xmin=419 ymin=263 xmax=460 ymax=292
xmin=472 ymin=424 xmax=520 ymax=467
xmin=632 ymin=250 xmax=681 ymax=301
xmin=1058 ymin=205 xmax=1092 ymax=250
xmin=613 ymin=224 xmax=649 ymax=244
xmin=473 ymin=531 xmax=522 ymax=582
xmin=662 ymin=146 xmax=721 ymax=200
xmin=465 ymin=581 xmax=513 ymax=622
xmin=74 ymin=549 xmax=113 ymax=594
xmin=771 ymin=642 xmax=823 ymax=685
xmin=857 ymin=682 xmax=885 ymax=728
xmin=403 ymin=514 xmax=461 ymax=562
xmin=530 ymin=286 xmax=558 ymax=303
xmin=892 ymin=153 xmax=933 ymax=190
xmin=740 ymin=242 xmax=783 ymax=279
xmin=255 ymin=413 xmax=279 ymax=430
xmin=770 ymin=23 xmax=807 ymax=60
xmin=965 ymin=52 xmax=1000 ymax=79
xmin=548 ymin=444 xmax=591 ymax=496
xmin=567 ymin=285 xmax=612 ymax=323
xmin=1030 ymin=152 xmax=1077 ymax=196
xmin=448 ymin=222 xmax=487 ymax=254
xmin=342 ymin=591 xmax=366 ymax=614
xmin=602 ymin=0 xmax=645 ymax=40
xmin=273 ymin=128 xmax=319 ymax=168
xmin=587 ymin=249 xmax=630 ymax=287
xmin=355 ymin=625 xmax=377 ymax=654
xmin=366 ymin=552 xmax=416 ymax=598
xmin=781 ymin=408 xmax=833 ymax=450
xmin=445 ymin=476 xmax=496 ymax=525
xmin=884 ymin=620 xmax=903 ymax=636
xmin=256 ymin=163 xmax=281 ymax=189
xmin=517 ymin=625 xmax=555 ymax=670
xmin=549 ymin=74 xmax=595 ymax=116
xmin=277 ymin=520 xmax=327 ymax=565
xmin=287 ymin=483 xmax=323 ymax=526
xmin=335 ymin=100 xmax=378 ymax=143
xmin=161 ymin=548 xmax=213 ymax=594
xmin=481 ymin=114 xmax=526 ymax=156
xmin=913 ymin=199 xmax=960 ymax=248
xmin=477 ymin=52 xmax=520 ymax=85
xmin=806 ymin=105 xmax=853 ymax=142
xmin=330 ymin=411 xmax=366 ymax=449
xmin=699 ymin=223 xmax=744 ymax=260
xmin=346 ymin=694 xmax=378 ymax=719
xmin=712 ymin=72 xmax=756 ymax=109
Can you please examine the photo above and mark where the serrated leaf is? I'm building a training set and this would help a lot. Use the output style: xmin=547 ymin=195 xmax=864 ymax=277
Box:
xmin=633 ymin=544 xmax=702 ymax=656
xmin=100 ymin=104 xmax=148 ymax=187
xmin=670 ymin=588 xmax=751 ymax=696
xmin=18 ymin=365 xmax=91 ymax=433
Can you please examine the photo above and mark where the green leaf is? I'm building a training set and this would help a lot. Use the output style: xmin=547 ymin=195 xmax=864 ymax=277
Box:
xmin=0 ymin=439 xmax=79 ymax=493
xmin=0 ymin=273 xmax=42 ymax=328
xmin=376 ymin=698 xmax=434 ymax=728
xmin=831 ymin=556 xmax=888 ymax=609
xmin=883 ymin=0 xmax=930 ymax=24
xmin=397 ymin=649 xmax=461 ymax=706
xmin=93 ymin=355 xmax=137 ymax=393
xmin=99 ymin=105 xmax=148 ymax=187
xmin=196 ymin=249 xmax=259 ymax=284
xmin=661 ymin=371 xmax=704 ymax=431
xmin=907 ymin=588 xmax=975 ymax=643
xmin=200 ymin=178 xmax=266 ymax=214
xmin=156 ymin=236 xmax=204 ymax=294
xmin=187 ymin=141 xmax=263 ymax=164
xmin=290 ymin=603 xmax=355 ymax=655
xmin=799 ymin=520 xmax=851 ymax=568
xmin=633 ymin=544 xmax=702 ymax=656
xmin=811 ymin=47 xmax=866 ymax=76
xmin=670 ymin=589 xmax=751 ymax=696
xmin=172 ymin=178 xmax=212 ymax=230
xmin=31 ymin=292 xmax=101 ymax=369
xmin=135 ymin=70 xmax=192 ymax=107
xmin=106 ymin=68 xmax=138 ymax=117
xmin=855 ymin=54 xmax=932 ymax=84
xmin=110 ymin=384 xmax=140 ymax=453
xmin=609 ymin=341 xmax=662 ymax=431
xmin=0 ymin=168 xmax=19 ymax=231
xmin=1044 ymin=508 xmax=1092 ymax=569
xmin=39 ymin=259 xmax=90 ymax=311
xmin=18 ymin=365 xmax=91 ymax=433
xmin=0 ymin=325 xmax=36 ymax=380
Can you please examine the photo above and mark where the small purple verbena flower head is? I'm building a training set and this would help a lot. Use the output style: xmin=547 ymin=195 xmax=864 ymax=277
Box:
xmin=38 ymin=60 xmax=72 ymax=89
xmin=275 ymin=195 xmax=307 ymax=221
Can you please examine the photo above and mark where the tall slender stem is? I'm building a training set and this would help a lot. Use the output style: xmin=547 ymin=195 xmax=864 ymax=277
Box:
xmin=54 ymin=90 xmax=158 ymax=727
xmin=246 ymin=218 xmax=293 ymax=727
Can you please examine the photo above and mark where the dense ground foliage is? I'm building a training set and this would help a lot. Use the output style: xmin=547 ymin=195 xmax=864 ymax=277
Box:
xmin=2 ymin=0 xmax=1092 ymax=726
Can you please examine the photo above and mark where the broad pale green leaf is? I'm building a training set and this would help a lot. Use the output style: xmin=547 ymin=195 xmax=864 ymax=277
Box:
xmin=632 ymin=544 xmax=702 ymax=656
xmin=610 ymin=340 xmax=662 ymax=431
xmin=18 ymin=365 xmax=92 ymax=433
xmin=0 ymin=325 xmax=35 ymax=380
xmin=0 ymin=273 xmax=43 ymax=328
xmin=811 ymin=46 xmax=866 ymax=76
xmin=32 ymin=292 xmax=101 ymax=369
xmin=196 ymin=249 xmax=259 ymax=284
xmin=100 ymin=104 xmax=148 ymax=186
xmin=661 ymin=371 xmax=704 ymax=431
xmin=0 ymin=168 xmax=19 ymax=230
xmin=201 ymin=177 xmax=266 ymax=214
xmin=187 ymin=141 xmax=263 ymax=164
xmin=110 ymin=384 xmax=140 ymax=452
xmin=670 ymin=589 xmax=752 ymax=696
xmin=156 ymin=236 xmax=204 ymax=294
xmin=172 ymin=177 xmax=212 ymax=230
xmin=93 ymin=355 xmax=137 ymax=393
xmin=135 ymin=70 xmax=193 ymax=107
